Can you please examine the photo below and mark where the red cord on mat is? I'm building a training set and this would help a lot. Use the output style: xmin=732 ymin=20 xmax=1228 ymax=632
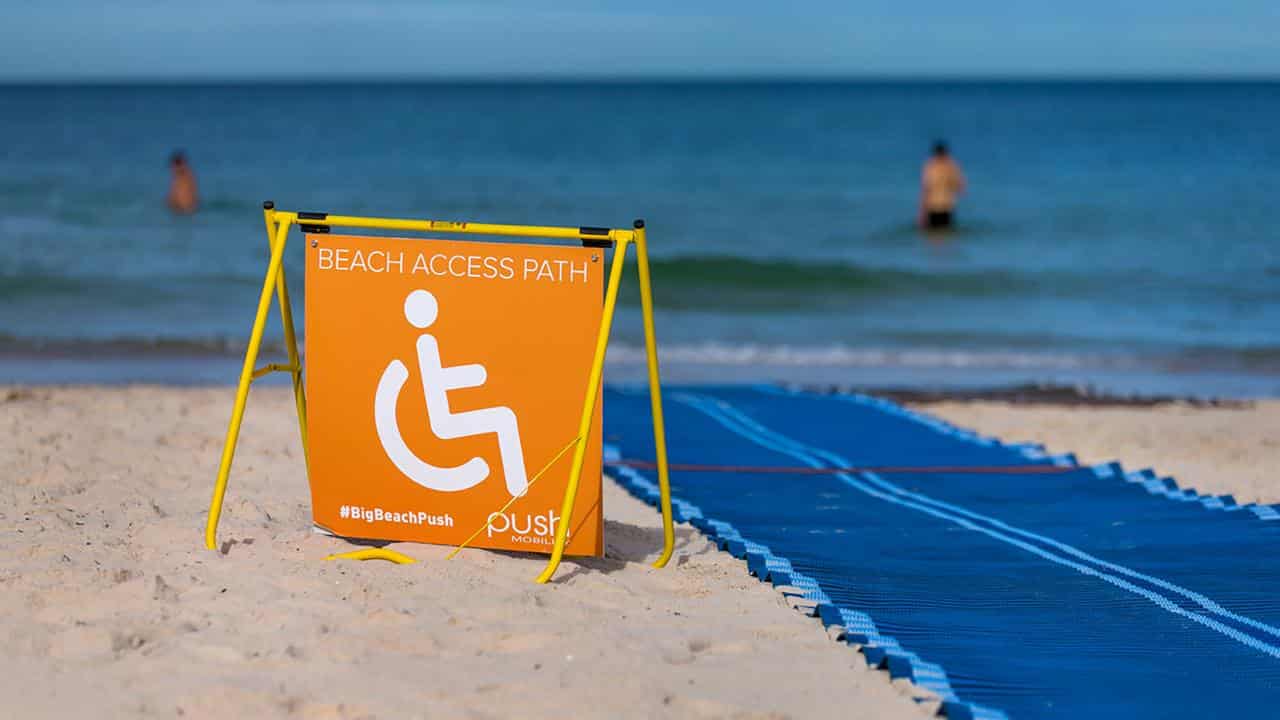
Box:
xmin=605 ymin=459 xmax=1078 ymax=475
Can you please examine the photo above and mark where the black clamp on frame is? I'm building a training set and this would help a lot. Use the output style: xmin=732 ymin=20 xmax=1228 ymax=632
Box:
xmin=580 ymin=226 xmax=614 ymax=249
xmin=298 ymin=211 xmax=331 ymax=233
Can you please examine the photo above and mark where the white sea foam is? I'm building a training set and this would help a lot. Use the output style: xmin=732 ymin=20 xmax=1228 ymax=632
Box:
xmin=605 ymin=342 xmax=1141 ymax=371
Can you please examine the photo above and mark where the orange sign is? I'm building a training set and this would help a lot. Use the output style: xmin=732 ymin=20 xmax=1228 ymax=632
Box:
xmin=304 ymin=234 xmax=604 ymax=556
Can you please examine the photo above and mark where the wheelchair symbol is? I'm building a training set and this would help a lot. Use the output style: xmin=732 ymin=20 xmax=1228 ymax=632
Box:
xmin=374 ymin=289 xmax=529 ymax=496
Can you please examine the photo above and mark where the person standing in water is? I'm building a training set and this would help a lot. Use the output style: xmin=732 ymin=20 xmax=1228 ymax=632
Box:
xmin=919 ymin=141 xmax=965 ymax=230
xmin=167 ymin=150 xmax=199 ymax=215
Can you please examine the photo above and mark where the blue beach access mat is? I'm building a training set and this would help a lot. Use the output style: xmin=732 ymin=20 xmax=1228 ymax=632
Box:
xmin=603 ymin=384 xmax=1280 ymax=719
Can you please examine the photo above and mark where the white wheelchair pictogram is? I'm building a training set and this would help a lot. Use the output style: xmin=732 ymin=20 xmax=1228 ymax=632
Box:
xmin=374 ymin=289 xmax=529 ymax=497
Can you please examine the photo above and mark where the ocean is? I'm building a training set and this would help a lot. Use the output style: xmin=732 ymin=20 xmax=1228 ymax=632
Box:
xmin=1 ymin=81 xmax=1277 ymax=396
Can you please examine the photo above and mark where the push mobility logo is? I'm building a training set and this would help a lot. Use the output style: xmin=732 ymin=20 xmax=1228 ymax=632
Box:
xmin=486 ymin=510 xmax=568 ymax=546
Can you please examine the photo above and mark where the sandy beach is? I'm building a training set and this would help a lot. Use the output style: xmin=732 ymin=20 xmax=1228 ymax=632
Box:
xmin=916 ymin=400 xmax=1280 ymax=505
xmin=1 ymin=385 xmax=924 ymax=720
xmin=4 ymin=386 xmax=1279 ymax=719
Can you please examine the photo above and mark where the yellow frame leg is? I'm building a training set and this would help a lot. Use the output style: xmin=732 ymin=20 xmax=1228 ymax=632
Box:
xmin=634 ymin=222 xmax=675 ymax=569
xmin=204 ymin=218 xmax=293 ymax=550
xmin=535 ymin=237 xmax=631 ymax=583
xmin=537 ymin=220 xmax=674 ymax=582
xmin=264 ymin=207 xmax=309 ymax=472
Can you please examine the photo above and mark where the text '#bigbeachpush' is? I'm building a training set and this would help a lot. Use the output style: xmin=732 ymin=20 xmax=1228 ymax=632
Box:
xmin=315 ymin=247 xmax=590 ymax=283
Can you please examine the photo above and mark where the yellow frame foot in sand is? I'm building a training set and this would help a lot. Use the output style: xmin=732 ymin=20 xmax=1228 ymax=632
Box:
xmin=326 ymin=548 xmax=418 ymax=564
xmin=204 ymin=203 xmax=675 ymax=584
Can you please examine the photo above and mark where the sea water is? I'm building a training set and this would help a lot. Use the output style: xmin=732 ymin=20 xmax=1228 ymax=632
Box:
xmin=0 ymin=81 xmax=1277 ymax=395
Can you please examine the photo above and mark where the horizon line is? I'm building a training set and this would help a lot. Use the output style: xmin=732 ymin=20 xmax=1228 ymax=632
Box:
xmin=2 ymin=72 xmax=1279 ymax=87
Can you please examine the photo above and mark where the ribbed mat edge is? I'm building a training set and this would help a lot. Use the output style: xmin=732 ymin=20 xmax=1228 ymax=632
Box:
xmin=605 ymin=443 xmax=1008 ymax=720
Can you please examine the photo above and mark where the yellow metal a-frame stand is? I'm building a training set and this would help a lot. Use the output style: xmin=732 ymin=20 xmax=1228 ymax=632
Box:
xmin=205 ymin=202 xmax=675 ymax=584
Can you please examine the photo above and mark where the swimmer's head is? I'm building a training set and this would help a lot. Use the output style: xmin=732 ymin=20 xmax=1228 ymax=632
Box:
xmin=404 ymin=289 xmax=438 ymax=329
xmin=932 ymin=141 xmax=949 ymax=157
xmin=170 ymin=150 xmax=188 ymax=167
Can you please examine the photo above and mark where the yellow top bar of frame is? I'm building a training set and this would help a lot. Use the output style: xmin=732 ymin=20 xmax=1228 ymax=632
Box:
xmin=274 ymin=211 xmax=636 ymax=244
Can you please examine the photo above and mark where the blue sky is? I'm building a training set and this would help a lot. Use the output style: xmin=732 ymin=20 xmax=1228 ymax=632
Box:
xmin=2 ymin=1 xmax=1278 ymax=80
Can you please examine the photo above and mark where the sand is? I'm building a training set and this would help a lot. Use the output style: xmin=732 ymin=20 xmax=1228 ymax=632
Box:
xmin=0 ymin=386 xmax=925 ymax=720
xmin=6 ymin=387 xmax=1277 ymax=720
xmin=915 ymin=400 xmax=1280 ymax=505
